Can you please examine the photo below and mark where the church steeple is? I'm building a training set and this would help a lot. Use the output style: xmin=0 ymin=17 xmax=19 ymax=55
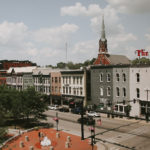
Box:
xmin=101 ymin=15 xmax=106 ymax=41
xmin=99 ymin=15 xmax=108 ymax=54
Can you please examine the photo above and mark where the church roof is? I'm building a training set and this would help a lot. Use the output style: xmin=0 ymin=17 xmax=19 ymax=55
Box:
xmin=108 ymin=54 xmax=131 ymax=65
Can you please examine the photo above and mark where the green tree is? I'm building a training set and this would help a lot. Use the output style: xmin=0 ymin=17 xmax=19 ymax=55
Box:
xmin=57 ymin=62 xmax=66 ymax=68
xmin=21 ymin=87 xmax=47 ymax=121
xmin=132 ymin=57 xmax=150 ymax=65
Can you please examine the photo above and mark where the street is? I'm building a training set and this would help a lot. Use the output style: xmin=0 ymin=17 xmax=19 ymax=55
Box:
xmin=45 ymin=110 xmax=150 ymax=150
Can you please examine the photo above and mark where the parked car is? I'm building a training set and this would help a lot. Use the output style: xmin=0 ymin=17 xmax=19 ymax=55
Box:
xmin=77 ymin=116 xmax=95 ymax=125
xmin=48 ymin=105 xmax=59 ymax=110
xmin=58 ymin=107 xmax=69 ymax=112
xmin=71 ymin=107 xmax=86 ymax=114
xmin=87 ymin=111 xmax=101 ymax=117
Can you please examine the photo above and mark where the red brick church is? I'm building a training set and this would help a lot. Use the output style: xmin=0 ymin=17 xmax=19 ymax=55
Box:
xmin=94 ymin=16 xmax=130 ymax=65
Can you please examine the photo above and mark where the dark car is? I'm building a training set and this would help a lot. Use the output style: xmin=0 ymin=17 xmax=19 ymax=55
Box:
xmin=58 ymin=107 xmax=69 ymax=112
xmin=77 ymin=116 xmax=95 ymax=125
xmin=71 ymin=107 xmax=86 ymax=114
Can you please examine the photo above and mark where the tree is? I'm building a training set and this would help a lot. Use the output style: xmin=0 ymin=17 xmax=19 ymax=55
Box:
xmin=132 ymin=57 xmax=150 ymax=65
xmin=57 ymin=62 xmax=66 ymax=68
xmin=21 ymin=87 xmax=48 ymax=121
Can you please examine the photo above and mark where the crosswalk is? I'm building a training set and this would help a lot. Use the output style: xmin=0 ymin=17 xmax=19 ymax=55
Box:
xmin=105 ymin=126 xmax=150 ymax=144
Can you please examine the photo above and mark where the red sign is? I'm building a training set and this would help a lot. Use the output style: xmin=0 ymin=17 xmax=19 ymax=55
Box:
xmin=53 ymin=117 xmax=59 ymax=121
xmin=97 ymin=119 xmax=102 ymax=126
xmin=135 ymin=49 xmax=149 ymax=57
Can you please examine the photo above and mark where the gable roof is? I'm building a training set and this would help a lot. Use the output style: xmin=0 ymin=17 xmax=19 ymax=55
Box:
xmin=108 ymin=55 xmax=131 ymax=65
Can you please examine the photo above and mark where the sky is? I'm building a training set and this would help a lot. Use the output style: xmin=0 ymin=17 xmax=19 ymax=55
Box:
xmin=0 ymin=0 xmax=150 ymax=66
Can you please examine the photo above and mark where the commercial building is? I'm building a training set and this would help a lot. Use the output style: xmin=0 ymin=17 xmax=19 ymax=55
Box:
xmin=6 ymin=66 xmax=37 ymax=91
xmin=61 ymin=68 xmax=90 ymax=107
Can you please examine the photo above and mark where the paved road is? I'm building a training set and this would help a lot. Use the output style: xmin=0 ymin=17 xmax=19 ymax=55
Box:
xmin=44 ymin=110 xmax=150 ymax=150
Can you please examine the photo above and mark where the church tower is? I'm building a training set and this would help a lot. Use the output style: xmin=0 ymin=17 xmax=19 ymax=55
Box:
xmin=94 ymin=15 xmax=110 ymax=65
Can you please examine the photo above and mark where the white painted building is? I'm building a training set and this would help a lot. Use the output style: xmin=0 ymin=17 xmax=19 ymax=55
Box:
xmin=129 ymin=66 xmax=150 ymax=117
xmin=6 ymin=66 xmax=37 ymax=91
xmin=61 ymin=69 xmax=91 ymax=106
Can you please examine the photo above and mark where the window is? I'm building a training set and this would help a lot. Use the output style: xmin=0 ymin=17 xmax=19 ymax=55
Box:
xmin=73 ymin=88 xmax=76 ymax=95
xmin=55 ymin=87 xmax=58 ymax=93
xmin=66 ymin=87 xmax=68 ymax=94
xmin=136 ymin=73 xmax=140 ymax=82
xmin=80 ymin=87 xmax=83 ymax=95
xmin=123 ymin=88 xmax=126 ymax=97
xmin=116 ymin=87 xmax=120 ymax=96
xmin=63 ymin=86 xmax=65 ymax=93
xmin=69 ymin=87 xmax=71 ymax=94
xmin=77 ymin=77 xmax=79 ymax=84
xmin=100 ymin=87 xmax=103 ymax=96
xmin=116 ymin=73 xmax=120 ymax=82
xmin=66 ymin=77 xmax=68 ymax=84
xmin=69 ymin=76 xmax=71 ymax=84
xmin=80 ymin=77 xmax=82 ymax=85
xmin=77 ymin=88 xmax=79 ymax=95
xmin=107 ymin=73 xmax=111 ymax=82
xmin=119 ymin=105 xmax=123 ymax=112
xmin=99 ymin=73 xmax=103 ymax=82
xmin=107 ymin=87 xmax=111 ymax=96
xmin=63 ymin=77 xmax=64 ymax=84
xmin=55 ymin=77 xmax=57 ymax=83
xmin=123 ymin=73 xmax=126 ymax=82
xmin=59 ymin=77 xmax=61 ymax=83
xmin=73 ymin=77 xmax=75 ymax=84
xmin=136 ymin=88 xmax=140 ymax=98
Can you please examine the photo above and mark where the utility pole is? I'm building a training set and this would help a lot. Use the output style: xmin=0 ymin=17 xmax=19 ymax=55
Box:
xmin=81 ymin=101 xmax=84 ymax=140
xmin=145 ymin=89 xmax=150 ymax=122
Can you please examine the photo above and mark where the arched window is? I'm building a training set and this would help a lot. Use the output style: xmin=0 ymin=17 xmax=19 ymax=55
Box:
xmin=107 ymin=87 xmax=111 ymax=96
xmin=116 ymin=73 xmax=120 ymax=82
xmin=122 ymin=73 xmax=126 ymax=82
xmin=100 ymin=87 xmax=103 ymax=96
xmin=107 ymin=73 xmax=111 ymax=82
xmin=136 ymin=73 xmax=140 ymax=82
xmin=136 ymin=88 xmax=140 ymax=98
xmin=123 ymin=88 xmax=126 ymax=97
xmin=99 ymin=73 xmax=103 ymax=82
xmin=116 ymin=87 xmax=120 ymax=96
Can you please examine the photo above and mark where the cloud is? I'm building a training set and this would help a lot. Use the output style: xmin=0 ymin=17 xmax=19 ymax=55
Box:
xmin=61 ymin=2 xmax=102 ymax=17
xmin=32 ymin=23 xmax=79 ymax=47
xmin=70 ymin=40 xmax=98 ymax=62
xmin=0 ymin=21 xmax=28 ymax=47
xmin=145 ymin=33 xmax=150 ymax=41
xmin=0 ymin=21 xmax=79 ymax=65
xmin=106 ymin=0 xmax=150 ymax=14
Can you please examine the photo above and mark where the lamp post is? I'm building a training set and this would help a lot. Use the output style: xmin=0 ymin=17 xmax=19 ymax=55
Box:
xmin=89 ymin=126 xmax=95 ymax=150
xmin=80 ymin=100 xmax=84 ymax=140
xmin=145 ymin=89 xmax=150 ymax=122
xmin=53 ymin=112 xmax=59 ymax=131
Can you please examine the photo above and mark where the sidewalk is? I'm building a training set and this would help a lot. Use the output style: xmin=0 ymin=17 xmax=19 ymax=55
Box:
xmin=100 ymin=113 xmax=150 ymax=124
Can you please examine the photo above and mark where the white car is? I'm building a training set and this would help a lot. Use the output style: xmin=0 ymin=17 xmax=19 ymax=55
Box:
xmin=48 ymin=105 xmax=59 ymax=110
xmin=87 ymin=111 xmax=101 ymax=117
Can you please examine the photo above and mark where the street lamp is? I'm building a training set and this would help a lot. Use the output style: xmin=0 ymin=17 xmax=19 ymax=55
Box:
xmin=89 ymin=125 xmax=95 ymax=150
xmin=53 ymin=112 xmax=59 ymax=131
xmin=145 ymin=89 xmax=150 ymax=122
xmin=80 ymin=100 xmax=84 ymax=140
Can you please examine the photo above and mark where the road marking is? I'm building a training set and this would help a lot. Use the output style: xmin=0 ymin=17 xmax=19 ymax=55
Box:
xmin=110 ymin=147 xmax=120 ymax=150
xmin=105 ymin=126 xmax=150 ymax=143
